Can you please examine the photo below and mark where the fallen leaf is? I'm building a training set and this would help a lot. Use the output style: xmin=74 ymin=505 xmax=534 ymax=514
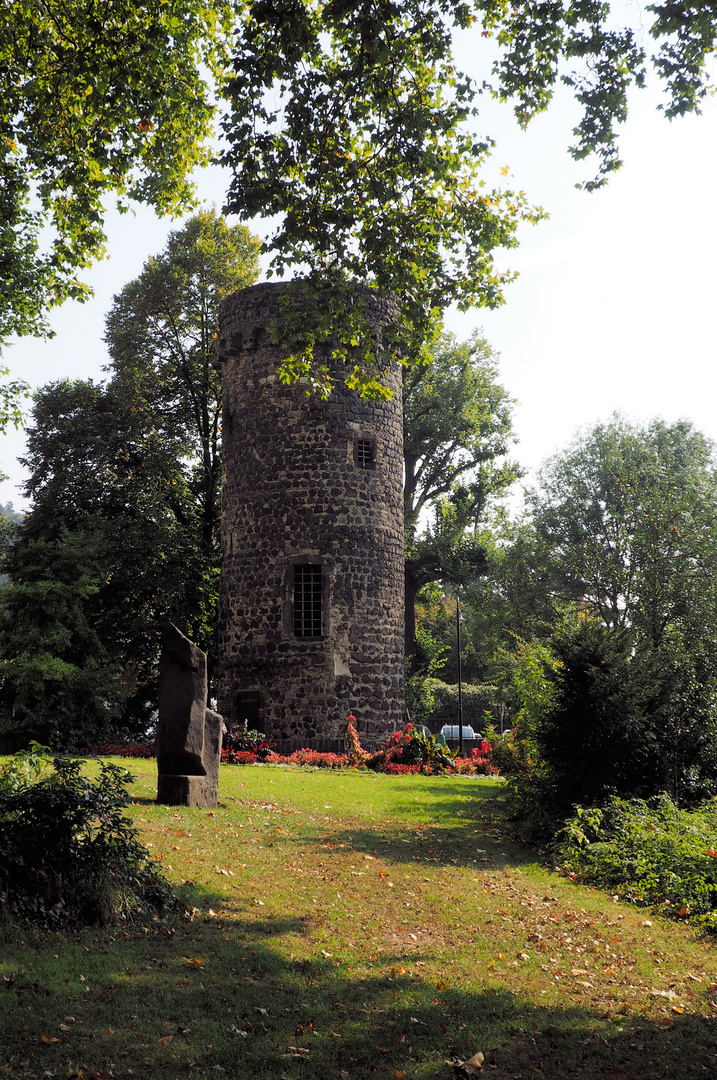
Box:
xmin=395 ymin=1072 xmax=406 ymax=1079
xmin=655 ymin=1017 xmax=675 ymax=1030
xmin=454 ymin=1050 xmax=485 ymax=1076
xmin=321 ymin=950 xmax=333 ymax=958
xmin=158 ymin=1035 xmax=174 ymax=1046
xmin=603 ymin=1070 xmax=626 ymax=1080
xmin=41 ymin=1035 xmax=60 ymax=1044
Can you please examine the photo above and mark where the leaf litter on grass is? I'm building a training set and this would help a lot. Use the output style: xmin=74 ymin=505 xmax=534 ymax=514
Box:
xmin=1 ymin=761 xmax=717 ymax=1078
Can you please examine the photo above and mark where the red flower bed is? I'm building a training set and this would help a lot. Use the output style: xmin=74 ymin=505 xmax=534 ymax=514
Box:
xmin=222 ymin=749 xmax=259 ymax=764
xmin=383 ymin=762 xmax=423 ymax=775
xmin=221 ymin=748 xmax=351 ymax=769
xmin=78 ymin=727 xmax=501 ymax=777
xmin=452 ymin=754 xmax=500 ymax=776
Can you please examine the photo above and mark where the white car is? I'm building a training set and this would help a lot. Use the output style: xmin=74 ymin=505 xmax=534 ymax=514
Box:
xmin=440 ymin=725 xmax=477 ymax=741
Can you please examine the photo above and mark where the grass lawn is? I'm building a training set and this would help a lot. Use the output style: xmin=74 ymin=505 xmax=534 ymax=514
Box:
xmin=1 ymin=761 xmax=717 ymax=1079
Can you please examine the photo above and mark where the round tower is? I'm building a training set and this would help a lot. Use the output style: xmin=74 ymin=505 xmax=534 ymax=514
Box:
xmin=214 ymin=282 xmax=405 ymax=752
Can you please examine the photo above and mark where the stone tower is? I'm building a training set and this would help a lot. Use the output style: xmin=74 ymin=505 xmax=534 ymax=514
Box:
xmin=214 ymin=282 xmax=404 ymax=752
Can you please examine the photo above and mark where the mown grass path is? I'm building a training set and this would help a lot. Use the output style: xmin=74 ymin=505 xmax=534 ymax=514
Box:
xmin=1 ymin=762 xmax=716 ymax=1078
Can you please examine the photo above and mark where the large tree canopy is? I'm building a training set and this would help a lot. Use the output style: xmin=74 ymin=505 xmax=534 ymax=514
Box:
xmin=219 ymin=1 xmax=717 ymax=393
xmin=4 ymin=1 xmax=717 ymax=378
xmin=221 ymin=0 xmax=543 ymax=394
xmin=0 ymin=0 xmax=232 ymax=344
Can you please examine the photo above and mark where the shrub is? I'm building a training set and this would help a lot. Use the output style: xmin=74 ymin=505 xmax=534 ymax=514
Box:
xmin=222 ymin=726 xmax=275 ymax=762
xmin=364 ymin=723 xmax=455 ymax=774
xmin=0 ymin=749 xmax=176 ymax=926
xmin=555 ymin=794 xmax=717 ymax=926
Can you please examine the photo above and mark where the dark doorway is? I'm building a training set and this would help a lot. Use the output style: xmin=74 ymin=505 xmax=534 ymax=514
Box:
xmin=234 ymin=690 xmax=264 ymax=731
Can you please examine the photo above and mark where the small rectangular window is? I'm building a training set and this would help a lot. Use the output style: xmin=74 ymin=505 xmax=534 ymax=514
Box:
xmin=356 ymin=437 xmax=375 ymax=468
xmin=293 ymin=564 xmax=322 ymax=637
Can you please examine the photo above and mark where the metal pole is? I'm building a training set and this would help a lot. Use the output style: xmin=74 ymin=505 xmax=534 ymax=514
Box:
xmin=456 ymin=594 xmax=463 ymax=758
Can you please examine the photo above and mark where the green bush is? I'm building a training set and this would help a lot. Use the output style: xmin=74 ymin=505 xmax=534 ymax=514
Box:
xmin=0 ymin=749 xmax=176 ymax=925
xmin=426 ymin=680 xmax=497 ymax=727
xmin=533 ymin=615 xmax=717 ymax=815
xmin=555 ymin=794 xmax=717 ymax=927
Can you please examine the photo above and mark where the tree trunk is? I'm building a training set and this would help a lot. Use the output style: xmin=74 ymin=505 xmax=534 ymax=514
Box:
xmin=405 ymin=564 xmax=421 ymax=672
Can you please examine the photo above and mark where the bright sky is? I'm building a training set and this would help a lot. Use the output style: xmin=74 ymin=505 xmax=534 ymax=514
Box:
xmin=2 ymin=19 xmax=717 ymax=511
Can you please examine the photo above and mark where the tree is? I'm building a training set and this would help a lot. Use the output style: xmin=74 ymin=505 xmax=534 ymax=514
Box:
xmin=482 ymin=1 xmax=717 ymax=189
xmin=7 ymin=378 xmax=200 ymax=740
xmin=522 ymin=416 xmax=717 ymax=809
xmin=403 ymin=331 xmax=520 ymax=658
xmin=1 ymin=214 xmax=259 ymax=744
xmin=450 ymin=514 xmax=558 ymax=692
xmin=0 ymin=0 xmax=233 ymax=343
xmin=104 ymin=210 xmax=260 ymax=556
xmin=221 ymin=0 xmax=543 ymax=395
xmin=533 ymin=612 xmax=717 ymax=814
xmin=219 ymin=2 xmax=717 ymax=395
xmin=0 ymin=529 xmax=129 ymax=751
xmin=530 ymin=415 xmax=717 ymax=645
xmin=5 ymin=3 xmax=717 ymax=359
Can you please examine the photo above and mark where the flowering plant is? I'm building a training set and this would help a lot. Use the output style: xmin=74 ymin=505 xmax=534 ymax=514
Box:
xmin=346 ymin=715 xmax=370 ymax=764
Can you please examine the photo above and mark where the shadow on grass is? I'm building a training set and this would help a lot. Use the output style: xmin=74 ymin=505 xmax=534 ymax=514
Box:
xmin=269 ymin=780 xmax=534 ymax=872
xmin=278 ymin=823 xmax=536 ymax=873
xmin=1 ymin=909 xmax=715 ymax=1079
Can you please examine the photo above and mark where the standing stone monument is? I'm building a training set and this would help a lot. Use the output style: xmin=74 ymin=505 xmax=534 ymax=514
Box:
xmin=214 ymin=282 xmax=405 ymax=752
xmin=156 ymin=623 xmax=222 ymax=808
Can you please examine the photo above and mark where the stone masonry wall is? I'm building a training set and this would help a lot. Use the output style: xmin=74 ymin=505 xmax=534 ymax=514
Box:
xmin=214 ymin=282 xmax=405 ymax=752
